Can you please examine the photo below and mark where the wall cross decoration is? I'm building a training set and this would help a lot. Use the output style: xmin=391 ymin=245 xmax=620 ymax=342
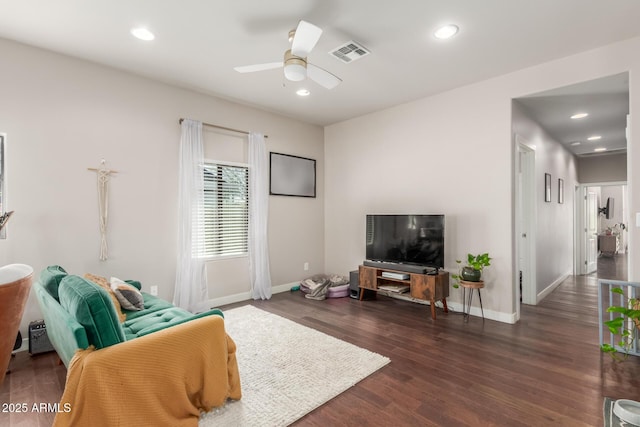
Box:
xmin=0 ymin=210 xmax=13 ymax=233
xmin=88 ymin=160 xmax=117 ymax=260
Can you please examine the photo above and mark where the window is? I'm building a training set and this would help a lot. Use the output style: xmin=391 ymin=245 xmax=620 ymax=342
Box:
xmin=200 ymin=162 xmax=249 ymax=258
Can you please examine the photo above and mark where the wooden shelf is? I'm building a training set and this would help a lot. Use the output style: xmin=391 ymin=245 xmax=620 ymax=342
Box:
xmin=358 ymin=265 xmax=449 ymax=320
xmin=379 ymin=276 xmax=409 ymax=284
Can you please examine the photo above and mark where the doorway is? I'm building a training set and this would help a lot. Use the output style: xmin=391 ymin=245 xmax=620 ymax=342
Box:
xmin=512 ymin=72 xmax=630 ymax=318
xmin=577 ymin=182 xmax=629 ymax=280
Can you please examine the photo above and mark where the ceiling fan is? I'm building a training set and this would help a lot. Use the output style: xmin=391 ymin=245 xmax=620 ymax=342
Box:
xmin=234 ymin=20 xmax=342 ymax=90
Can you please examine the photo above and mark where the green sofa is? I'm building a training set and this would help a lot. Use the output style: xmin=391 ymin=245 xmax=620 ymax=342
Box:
xmin=34 ymin=265 xmax=225 ymax=367
xmin=34 ymin=265 xmax=242 ymax=426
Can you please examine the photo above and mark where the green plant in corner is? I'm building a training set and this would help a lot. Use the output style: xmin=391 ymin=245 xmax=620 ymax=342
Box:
xmin=601 ymin=287 xmax=640 ymax=360
xmin=451 ymin=253 xmax=491 ymax=288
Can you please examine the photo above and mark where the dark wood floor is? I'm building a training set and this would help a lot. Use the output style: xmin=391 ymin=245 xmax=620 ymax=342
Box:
xmin=3 ymin=254 xmax=638 ymax=426
xmin=595 ymin=252 xmax=628 ymax=281
xmin=0 ymin=350 xmax=66 ymax=426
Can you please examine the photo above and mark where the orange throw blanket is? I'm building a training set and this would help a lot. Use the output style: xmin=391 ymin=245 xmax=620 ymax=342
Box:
xmin=54 ymin=315 xmax=241 ymax=427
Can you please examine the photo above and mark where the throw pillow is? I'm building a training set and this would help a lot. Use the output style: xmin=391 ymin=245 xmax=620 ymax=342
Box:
xmin=110 ymin=277 xmax=144 ymax=311
xmin=58 ymin=275 xmax=125 ymax=349
xmin=40 ymin=265 xmax=68 ymax=301
xmin=83 ymin=273 xmax=127 ymax=323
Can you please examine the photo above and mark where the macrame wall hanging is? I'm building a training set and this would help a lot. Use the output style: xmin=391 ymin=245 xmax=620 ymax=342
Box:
xmin=88 ymin=160 xmax=117 ymax=261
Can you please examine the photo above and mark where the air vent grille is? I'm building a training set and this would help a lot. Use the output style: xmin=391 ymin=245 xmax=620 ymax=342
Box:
xmin=330 ymin=41 xmax=370 ymax=63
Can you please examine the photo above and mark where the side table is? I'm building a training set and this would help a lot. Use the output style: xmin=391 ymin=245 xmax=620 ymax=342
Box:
xmin=459 ymin=280 xmax=484 ymax=322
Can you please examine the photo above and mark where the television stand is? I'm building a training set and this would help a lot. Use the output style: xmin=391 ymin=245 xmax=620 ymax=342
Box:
xmin=358 ymin=265 xmax=449 ymax=320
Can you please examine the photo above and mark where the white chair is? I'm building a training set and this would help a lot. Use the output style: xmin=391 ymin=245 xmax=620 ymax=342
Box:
xmin=0 ymin=264 xmax=33 ymax=384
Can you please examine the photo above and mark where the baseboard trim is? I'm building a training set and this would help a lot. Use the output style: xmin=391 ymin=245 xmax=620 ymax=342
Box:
xmin=536 ymin=270 xmax=571 ymax=304
xmin=379 ymin=292 xmax=517 ymax=324
xmin=445 ymin=301 xmax=517 ymax=324
xmin=204 ymin=281 xmax=299 ymax=309
xmin=14 ymin=338 xmax=28 ymax=353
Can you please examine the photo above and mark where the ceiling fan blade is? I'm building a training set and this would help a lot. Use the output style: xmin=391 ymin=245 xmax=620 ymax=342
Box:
xmin=234 ymin=62 xmax=283 ymax=73
xmin=307 ymin=64 xmax=341 ymax=89
xmin=291 ymin=20 xmax=323 ymax=57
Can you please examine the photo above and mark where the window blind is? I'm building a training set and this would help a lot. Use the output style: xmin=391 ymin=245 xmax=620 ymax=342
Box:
xmin=199 ymin=162 xmax=249 ymax=258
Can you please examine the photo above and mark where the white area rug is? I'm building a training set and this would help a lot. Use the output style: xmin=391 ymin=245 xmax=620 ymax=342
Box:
xmin=199 ymin=305 xmax=390 ymax=426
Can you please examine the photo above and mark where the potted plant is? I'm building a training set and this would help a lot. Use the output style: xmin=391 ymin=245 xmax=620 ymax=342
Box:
xmin=601 ymin=287 xmax=640 ymax=360
xmin=452 ymin=253 xmax=491 ymax=288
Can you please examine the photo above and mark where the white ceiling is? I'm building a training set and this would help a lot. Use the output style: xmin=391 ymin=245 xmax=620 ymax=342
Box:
xmin=516 ymin=73 xmax=629 ymax=157
xmin=0 ymin=0 xmax=638 ymax=132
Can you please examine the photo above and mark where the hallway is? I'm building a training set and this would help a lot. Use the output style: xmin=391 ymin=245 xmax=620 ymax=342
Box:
xmin=528 ymin=252 xmax=640 ymax=415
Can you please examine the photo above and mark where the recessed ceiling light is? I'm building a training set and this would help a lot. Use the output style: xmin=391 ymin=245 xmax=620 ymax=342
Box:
xmin=570 ymin=141 xmax=581 ymax=146
xmin=587 ymin=135 xmax=602 ymax=141
xmin=594 ymin=147 xmax=607 ymax=152
xmin=434 ymin=24 xmax=459 ymax=40
xmin=131 ymin=27 xmax=155 ymax=41
xmin=296 ymin=89 xmax=310 ymax=97
xmin=570 ymin=112 xmax=589 ymax=119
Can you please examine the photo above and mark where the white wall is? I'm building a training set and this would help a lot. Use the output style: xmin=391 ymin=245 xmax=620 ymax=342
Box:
xmin=325 ymin=80 xmax=513 ymax=321
xmin=0 ymin=38 xmax=324 ymax=337
xmin=512 ymin=101 xmax=577 ymax=298
xmin=325 ymin=36 xmax=640 ymax=323
xmin=578 ymin=153 xmax=627 ymax=183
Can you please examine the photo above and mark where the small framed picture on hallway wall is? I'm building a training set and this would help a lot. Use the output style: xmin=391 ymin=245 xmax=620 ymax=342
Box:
xmin=544 ymin=173 xmax=551 ymax=202
xmin=558 ymin=178 xmax=564 ymax=204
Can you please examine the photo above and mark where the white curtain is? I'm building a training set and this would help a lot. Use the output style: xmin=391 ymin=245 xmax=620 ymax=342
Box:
xmin=248 ymin=132 xmax=272 ymax=300
xmin=174 ymin=119 xmax=209 ymax=312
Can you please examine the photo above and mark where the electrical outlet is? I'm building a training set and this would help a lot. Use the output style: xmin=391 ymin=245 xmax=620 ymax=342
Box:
xmin=304 ymin=262 xmax=309 ymax=271
xmin=150 ymin=285 xmax=158 ymax=296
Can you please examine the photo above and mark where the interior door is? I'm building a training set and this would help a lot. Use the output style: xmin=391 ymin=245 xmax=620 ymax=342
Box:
xmin=586 ymin=190 xmax=598 ymax=274
xmin=516 ymin=139 xmax=536 ymax=307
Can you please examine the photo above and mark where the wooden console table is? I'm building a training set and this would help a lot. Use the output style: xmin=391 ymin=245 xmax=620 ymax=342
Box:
xmin=358 ymin=265 xmax=449 ymax=320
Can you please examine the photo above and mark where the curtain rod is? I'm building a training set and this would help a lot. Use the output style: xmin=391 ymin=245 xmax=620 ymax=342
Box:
xmin=178 ymin=118 xmax=268 ymax=138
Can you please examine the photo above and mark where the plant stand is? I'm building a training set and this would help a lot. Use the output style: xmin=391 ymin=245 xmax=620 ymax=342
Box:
xmin=459 ymin=280 xmax=484 ymax=322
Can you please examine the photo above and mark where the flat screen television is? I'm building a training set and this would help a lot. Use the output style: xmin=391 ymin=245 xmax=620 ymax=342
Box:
xmin=600 ymin=197 xmax=614 ymax=219
xmin=366 ymin=214 xmax=444 ymax=269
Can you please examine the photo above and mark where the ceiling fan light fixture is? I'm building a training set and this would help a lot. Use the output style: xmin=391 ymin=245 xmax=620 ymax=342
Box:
xmin=434 ymin=24 xmax=459 ymax=40
xmin=284 ymin=63 xmax=306 ymax=81
xmin=284 ymin=50 xmax=307 ymax=81
xmin=234 ymin=21 xmax=340 ymax=89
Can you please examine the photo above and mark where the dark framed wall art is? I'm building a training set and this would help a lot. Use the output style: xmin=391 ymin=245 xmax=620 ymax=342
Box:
xmin=558 ymin=178 xmax=564 ymax=204
xmin=544 ymin=173 xmax=551 ymax=202
xmin=269 ymin=152 xmax=316 ymax=198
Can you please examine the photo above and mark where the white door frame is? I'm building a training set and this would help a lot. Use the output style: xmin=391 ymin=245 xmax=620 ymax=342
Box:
xmin=574 ymin=185 xmax=585 ymax=275
xmin=515 ymin=136 xmax=537 ymax=319
xmin=586 ymin=187 xmax=598 ymax=274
